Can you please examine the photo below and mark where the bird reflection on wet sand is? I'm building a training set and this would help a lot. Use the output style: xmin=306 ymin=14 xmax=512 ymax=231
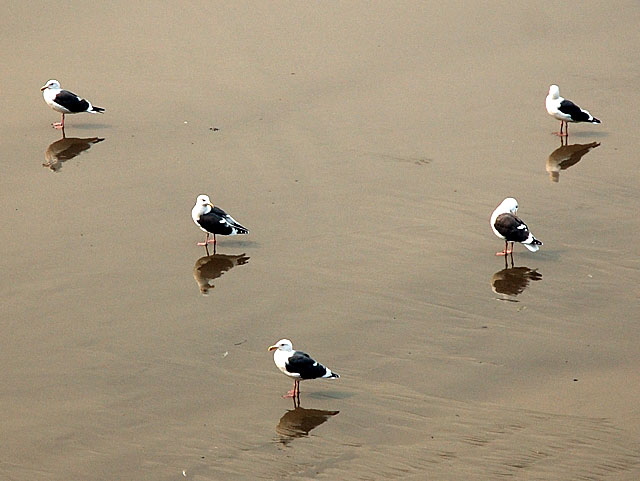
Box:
xmin=193 ymin=249 xmax=250 ymax=295
xmin=276 ymin=401 xmax=340 ymax=445
xmin=44 ymin=135 xmax=105 ymax=172
xmin=492 ymin=259 xmax=542 ymax=299
xmin=546 ymin=139 xmax=600 ymax=183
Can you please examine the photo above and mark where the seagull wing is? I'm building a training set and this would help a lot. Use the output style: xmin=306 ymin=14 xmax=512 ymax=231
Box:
xmin=558 ymin=99 xmax=590 ymax=122
xmin=54 ymin=90 xmax=91 ymax=113
xmin=285 ymin=351 xmax=329 ymax=379
xmin=211 ymin=206 xmax=249 ymax=233
xmin=494 ymin=213 xmax=531 ymax=243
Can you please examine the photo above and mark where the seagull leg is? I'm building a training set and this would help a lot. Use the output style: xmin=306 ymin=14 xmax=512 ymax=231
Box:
xmin=553 ymin=120 xmax=568 ymax=137
xmin=496 ymin=240 xmax=509 ymax=256
xmin=205 ymin=236 xmax=217 ymax=254
xmin=506 ymin=242 xmax=514 ymax=255
xmin=560 ymin=121 xmax=568 ymax=137
xmin=52 ymin=113 xmax=65 ymax=129
xmin=283 ymin=380 xmax=298 ymax=398
xmin=197 ymin=232 xmax=210 ymax=246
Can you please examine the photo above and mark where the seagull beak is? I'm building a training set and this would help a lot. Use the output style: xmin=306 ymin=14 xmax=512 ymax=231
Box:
xmin=268 ymin=345 xmax=278 ymax=351
xmin=40 ymin=85 xmax=47 ymax=91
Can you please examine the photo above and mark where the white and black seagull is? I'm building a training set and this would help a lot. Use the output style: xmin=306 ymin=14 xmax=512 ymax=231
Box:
xmin=268 ymin=339 xmax=339 ymax=399
xmin=41 ymin=79 xmax=105 ymax=129
xmin=490 ymin=198 xmax=542 ymax=256
xmin=191 ymin=194 xmax=249 ymax=247
xmin=546 ymin=84 xmax=600 ymax=137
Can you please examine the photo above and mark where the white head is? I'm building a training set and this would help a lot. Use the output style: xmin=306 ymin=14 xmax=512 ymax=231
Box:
xmin=268 ymin=339 xmax=293 ymax=352
xmin=548 ymin=84 xmax=560 ymax=99
xmin=191 ymin=194 xmax=213 ymax=220
xmin=195 ymin=194 xmax=212 ymax=207
xmin=41 ymin=79 xmax=61 ymax=91
xmin=497 ymin=197 xmax=518 ymax=215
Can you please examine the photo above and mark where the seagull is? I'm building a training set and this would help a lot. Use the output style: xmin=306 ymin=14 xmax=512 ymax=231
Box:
xmin=191 ymin=194 xmax=249 ymax=247
xmin=546 ymin=84 xmax=600 ymax=137
xmin=41 ymin=79 xmax=105 ymax=130
xmin=268 ymin=339 xmax=339 ymax=399
xmin=490 ymin=198 xmax=543 ymax=256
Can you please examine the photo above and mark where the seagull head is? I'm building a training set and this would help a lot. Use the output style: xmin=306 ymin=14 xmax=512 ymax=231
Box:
xmin=548 ymin=84 xmax=560 ymax=99
xmin=192 ymin=194 xmax=214 ymax=218
xmin=41 ymin=79 xmax=61 ymax=91
xmin=499 ymin=197 xmax=519 ymax=215
xmin=195 ymin=194 xmax=214 ymax=208
xmin=268 ymin=339 xmax=293 ymax=352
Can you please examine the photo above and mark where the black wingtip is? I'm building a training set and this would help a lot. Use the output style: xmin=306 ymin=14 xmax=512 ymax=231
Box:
xmin=591 ymin=117 xmax=601 ymax=124
xmin=92 ymin=106 xmax=105 ymax=113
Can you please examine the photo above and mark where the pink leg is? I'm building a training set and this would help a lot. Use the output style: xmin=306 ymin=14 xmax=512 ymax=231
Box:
xmin=560 ymin=121 xmax=568 ymax=137
xmin=283 ymin=384 xmax=296 ymax=398
xmin=197 ymin=233 xmax=210 ymax=246
xmin=495 ymin=241 xmax=513 ymax=256
xmin=52 ymin=114 xmax=65 ymax=129
xmin=553 ymin=121 xmax=568 ymax=137
xmin=282 ymin=380 xmax=300 ymax=398
xmin=201 ymin=234 xmax=216 ymax=245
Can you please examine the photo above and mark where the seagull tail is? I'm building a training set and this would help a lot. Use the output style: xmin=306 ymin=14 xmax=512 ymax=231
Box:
xmin=91 ymin=106 xmax=105 ymax=113
xmin=321 ymin=367 xmax=340 ymax=379
xmin=523 ymin=237 xmax=543 ymax=252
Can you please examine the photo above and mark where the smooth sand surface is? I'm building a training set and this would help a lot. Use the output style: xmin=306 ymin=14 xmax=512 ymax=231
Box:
xmin=2 ymin=2 xmax=640 ymax=479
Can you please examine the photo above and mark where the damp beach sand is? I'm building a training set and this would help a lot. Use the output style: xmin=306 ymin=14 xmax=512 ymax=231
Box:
xmin=1 ymin=2 xmax=640 ymax=480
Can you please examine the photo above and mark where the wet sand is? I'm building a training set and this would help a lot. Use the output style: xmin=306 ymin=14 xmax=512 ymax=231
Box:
xmin=2 ymin=1 xmax=640 ymax=479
